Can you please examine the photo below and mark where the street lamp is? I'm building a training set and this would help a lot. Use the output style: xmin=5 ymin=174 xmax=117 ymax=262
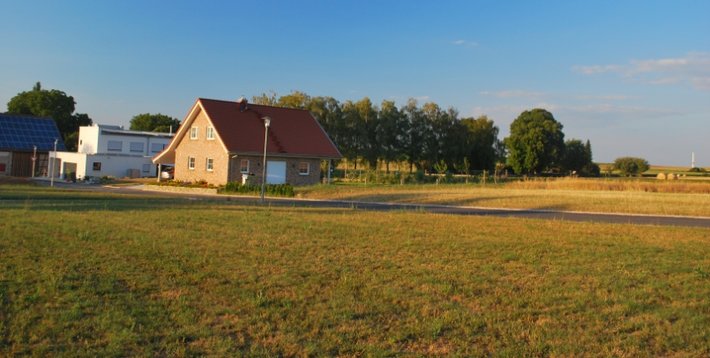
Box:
xmin=31 ymin=145 xmax=37 ymax=178
xmin=260 ymin=116 xmax=271 ymax=203
xmin=50 ymin=139 xmax=58 ymax=187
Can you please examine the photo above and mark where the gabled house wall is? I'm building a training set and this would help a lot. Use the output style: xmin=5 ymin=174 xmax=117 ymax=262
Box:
xmin=174 ymin=108 xmax=229 ymax=185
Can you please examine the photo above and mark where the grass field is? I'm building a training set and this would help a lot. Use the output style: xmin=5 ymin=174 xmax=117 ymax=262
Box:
xmin=1 ymin=184 xmax=709 ymax=356
xmin=297 ymin=179 xmax=710 ymax=217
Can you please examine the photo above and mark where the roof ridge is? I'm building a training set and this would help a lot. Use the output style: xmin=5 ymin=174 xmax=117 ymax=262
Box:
xmin=197 ymin=98 xmax=310 ymax=112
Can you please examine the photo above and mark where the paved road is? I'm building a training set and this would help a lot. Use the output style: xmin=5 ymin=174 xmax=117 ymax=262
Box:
xmin=38 ymin=181 xmax=710 ymax=229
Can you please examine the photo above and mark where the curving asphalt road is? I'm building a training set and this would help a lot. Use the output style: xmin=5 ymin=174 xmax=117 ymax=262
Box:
xmin=43 ymin=182 xmax=710 ymax=229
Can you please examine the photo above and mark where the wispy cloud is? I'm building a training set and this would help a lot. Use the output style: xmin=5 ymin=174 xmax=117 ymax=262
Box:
xmin=574 ymin=52 xmax=710 ymax=90
xmin=572 ymin=65 xmax=621 ymax=75
xmin=451 ymin=39 xmax=479 ymax=48
xmin=573 ymin=94 xmax=637 ymax=101
xmin=479 ymin=90 xmax=545 ymax=98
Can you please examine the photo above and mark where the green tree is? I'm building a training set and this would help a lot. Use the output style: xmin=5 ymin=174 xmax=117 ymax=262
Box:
xmin=562 ymin=139 xmax=600 ymax=176
xmin=401 ymin=99 xmax=427 ymax=172
xmin=354 ymin=97 xmax=379 ymax=168
xmin=461 ymin=115 xmax=500 ymax=171
xmin=7 ymin=82 xmax=93 ymax=151
xmin=251 ymin=91 xmax=278 ymax=106
xmin=376 ymin=100 xmax=405 ymax=172
xmin=613 ymin=157 xmax=649 ymax=176
xmin=561 ymin=139 xmax=589 ymax=173
xmin=505 ymin=108 xmax=565 ymax=175
xmin=129 ymin=113 xmax=180 ymax=133
xmin=277 ymin=91 xmax=311 ymax=109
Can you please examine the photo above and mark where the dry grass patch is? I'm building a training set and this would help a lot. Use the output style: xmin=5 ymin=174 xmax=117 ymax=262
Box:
xmin=298 ymin=180 xmax=710 ymax=217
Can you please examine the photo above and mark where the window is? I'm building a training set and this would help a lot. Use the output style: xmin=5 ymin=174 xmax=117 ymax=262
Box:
xmin=188 ymin=156 xmax=195 ymax=170
xmin=190 ymin=127 xmax=199 ymax=140
xmin=107 ymin=140 xmax=122 ymax=151
xmin=151 ymin=143 xmax=165 ymax=154
xmin=142 ymin=164 xmax=152 ymax=173
xmin=298 ymin=162 xmax=310 ymax=175
xmin=93 ymin=162 xmax=102 ymax=171
xmin=130 ymin=142 xmax=144 ymax=153
xmin=206 ymin=126 xmax=215 ymax=140
xmin=240 ymin=159 xmax=249 ymax=173
xmin=206 ymin=158 xmax=214 ymax=172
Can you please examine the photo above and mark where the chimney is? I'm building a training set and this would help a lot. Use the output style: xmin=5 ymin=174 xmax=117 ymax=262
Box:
xmin=237 ymin=96 xmax=248 ymax=112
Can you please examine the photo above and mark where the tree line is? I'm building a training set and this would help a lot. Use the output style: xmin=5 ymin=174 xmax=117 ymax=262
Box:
xmin=253 ymin=91 xmax=599 ymax=176
xmin=5 ymin=84 xmax=604 ymax=177
xmin=252 ymin=91 xmax=504 ymax=173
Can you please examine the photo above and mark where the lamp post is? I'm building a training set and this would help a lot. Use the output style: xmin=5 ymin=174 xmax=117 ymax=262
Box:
xmin=50 ymin=139 xmax=58 ymax=187
xmin=260 ymin=116 xmax=271 ymax=203
xmin=31 ymin=145 xmax=37 ymax=178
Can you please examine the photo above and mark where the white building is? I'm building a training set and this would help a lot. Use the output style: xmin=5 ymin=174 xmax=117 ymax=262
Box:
xmin=53 ymin=124 xmax=173 ymax=180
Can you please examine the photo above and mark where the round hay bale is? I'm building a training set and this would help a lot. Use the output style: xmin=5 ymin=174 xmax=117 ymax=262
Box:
xmin=656 ymin=173 xmax=666 ymax=180
xmin=667 ymin=173 xmax=676 ymax=180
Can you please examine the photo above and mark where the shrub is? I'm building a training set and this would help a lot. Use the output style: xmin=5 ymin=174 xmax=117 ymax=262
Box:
xmin=220 ymin=182 xmax=295 ymax=197
xmin=613 ymin=157 xmax=650 ymax=177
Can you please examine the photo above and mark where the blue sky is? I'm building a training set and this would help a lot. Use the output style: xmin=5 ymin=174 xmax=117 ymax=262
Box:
xmin=1 ymin=1 xmax=708 ymax=166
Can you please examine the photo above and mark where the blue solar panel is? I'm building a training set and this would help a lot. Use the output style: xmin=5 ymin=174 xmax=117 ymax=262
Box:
xmin=0 ymin=114 xmax=67 ymax=151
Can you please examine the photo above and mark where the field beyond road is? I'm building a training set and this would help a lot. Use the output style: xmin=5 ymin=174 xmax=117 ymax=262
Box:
xmin=1 ymin=185 xmax=709 ymax=356
xmin=297 ymin=178 xmax=710 ymax=217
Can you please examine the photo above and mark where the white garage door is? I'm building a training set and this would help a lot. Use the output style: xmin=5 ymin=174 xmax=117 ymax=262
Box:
xmin=266 ymin=160 xmax=286 ymax=184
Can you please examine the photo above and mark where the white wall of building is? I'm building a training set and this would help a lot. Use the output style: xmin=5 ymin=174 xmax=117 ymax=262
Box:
xmin=78 ymin=124 xmax=171 ymax=156
xmin=53 ymin=124 xmax=173 ymax=179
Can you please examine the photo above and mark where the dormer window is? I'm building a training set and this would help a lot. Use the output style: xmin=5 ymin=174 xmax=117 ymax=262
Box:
xmin=190 ymin=127 xmax=199 ymax=140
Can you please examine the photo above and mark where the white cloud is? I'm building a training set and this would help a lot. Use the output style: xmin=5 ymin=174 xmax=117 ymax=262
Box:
xmin=574 ymin=52 xmax=710 ymax=90
xmin=479 ymin=90 xmax=546 ymax=98
xmin=451 ymin=39 xmax=479 ymax=48
xmin=573 ymin=94 xmax=636 ymax=101
xmin=572 ymin=65 xmax=621 ymax=75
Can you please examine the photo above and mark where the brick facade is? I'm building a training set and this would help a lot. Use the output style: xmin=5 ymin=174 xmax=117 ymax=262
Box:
xmin=174 ymin=109 xmax=229 ymax=185
xmin=227 ymin=155 xmax=322 ymax=186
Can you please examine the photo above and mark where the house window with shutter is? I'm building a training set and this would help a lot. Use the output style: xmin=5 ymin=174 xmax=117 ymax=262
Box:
xmin=107 ymin=140 xmax=122 ymax=152
xmin=240 ymin=159 xmax=249 ymax=173
xmin=130 ymin=142 xmax=144 ymax=153
xmin=298 ymin=162 xmax=310 ymax=175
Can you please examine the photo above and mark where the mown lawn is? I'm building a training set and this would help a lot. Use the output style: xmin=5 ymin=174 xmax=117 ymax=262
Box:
xmin=1 ymin=185 xmax=709 ymax=356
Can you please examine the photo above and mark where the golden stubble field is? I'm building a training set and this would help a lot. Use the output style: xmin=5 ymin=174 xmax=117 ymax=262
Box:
xmin=297 ymin=178 xmax=710 ymax=217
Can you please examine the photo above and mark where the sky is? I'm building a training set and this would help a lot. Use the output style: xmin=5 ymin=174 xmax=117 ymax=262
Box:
xmin=1 ymin=1 xmax=708 ymax=166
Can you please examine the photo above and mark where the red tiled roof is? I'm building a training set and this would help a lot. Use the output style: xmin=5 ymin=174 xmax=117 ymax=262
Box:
xmin=199 ymin=98 xmax=341 ymax=158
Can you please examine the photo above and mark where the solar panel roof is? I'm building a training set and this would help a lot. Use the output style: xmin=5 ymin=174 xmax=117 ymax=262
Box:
xmin=0 ymin=114 xmax=67 ymax=151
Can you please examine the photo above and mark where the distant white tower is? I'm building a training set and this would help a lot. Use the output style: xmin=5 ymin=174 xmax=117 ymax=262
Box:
xmin=691 ymin=152 xmax=696 ymax=168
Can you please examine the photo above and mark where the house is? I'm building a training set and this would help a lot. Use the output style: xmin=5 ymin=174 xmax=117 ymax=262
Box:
xmin=53 ymin=124 xmax=173 ymax=180
xmin=0 ymin=113 xmax=66 ymax=177
xmin=153 ymin=98 xmax=342 ymax=186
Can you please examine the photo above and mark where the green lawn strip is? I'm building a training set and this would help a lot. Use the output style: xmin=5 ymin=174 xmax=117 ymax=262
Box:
xmin=1 ymin=186 xmax=709 ymax=355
